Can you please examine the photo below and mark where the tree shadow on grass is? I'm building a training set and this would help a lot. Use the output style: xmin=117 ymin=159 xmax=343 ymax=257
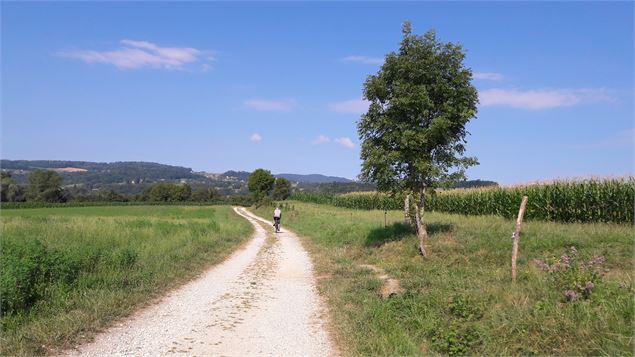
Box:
xmin=428 ymin=222 xmax=454 ymax=236
xmin=365 ymin=222 xmax=455 ymax=248
xmin=366 ymin=222 xmax=415 ymax=248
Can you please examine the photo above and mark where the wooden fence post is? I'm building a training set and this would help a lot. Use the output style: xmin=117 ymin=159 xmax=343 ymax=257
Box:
xmin=511 ymin=195 xmax=529 ymax=283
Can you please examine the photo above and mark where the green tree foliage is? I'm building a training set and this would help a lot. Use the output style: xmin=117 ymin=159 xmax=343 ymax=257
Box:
xmin=272 ymin=177 xmax=292 ymax=200
xmin=191 ymin=187 xmax=219 ymax=202
xmin=358 ymin=22 xmax=479 ymax=256
xmin=26 ymin=170 xmax=66 ymax=203
xmin=145 ymin=183 xmax=172 ymax=201
xmin=1 ymin=172 xmax=25 ymax=202
xmin=144 ymin=183 xmax=192 ymax=202
xmin=100 ymin=189 xmax=129 ymax=202
xmin=452 ymin=179 xmax=498 ymax=189
xmin=175 ymin=184 xmax=192 ymax=201
xmin=247 ymin=169 xmax=275 ymax=202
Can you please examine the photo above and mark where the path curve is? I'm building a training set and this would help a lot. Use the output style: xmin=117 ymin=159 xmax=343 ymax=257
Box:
xmin=62 ymin=207 xmax=336 ymax=357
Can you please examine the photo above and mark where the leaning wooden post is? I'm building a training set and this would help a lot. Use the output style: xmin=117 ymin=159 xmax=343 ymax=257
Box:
xmin=511 ymin=195 xmax=529 ymax=283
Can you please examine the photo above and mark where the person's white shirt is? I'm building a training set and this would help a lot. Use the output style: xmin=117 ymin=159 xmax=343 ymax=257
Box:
xmin=274 ymin=208 xmax=281 ymax=218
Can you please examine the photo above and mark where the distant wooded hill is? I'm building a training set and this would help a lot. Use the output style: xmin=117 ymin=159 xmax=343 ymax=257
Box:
xmin=0 ymin=160 xmax=497 ymax=196
xmin=2 ymin=160 xmax=195 ymax=184
xmin=0 ymin=160 xmax=361 ymax=196
xmin=277 ymin=173 xmax=352 ymax=183
xmin=221 ymin=171 xmax=352 ymax=183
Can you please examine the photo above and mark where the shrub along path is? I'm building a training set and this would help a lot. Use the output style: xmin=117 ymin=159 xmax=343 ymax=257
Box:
xmin=60 ymin=207 xmax=336 ymax=357
xmin=1 ymin=205 xmax=252 ymax=356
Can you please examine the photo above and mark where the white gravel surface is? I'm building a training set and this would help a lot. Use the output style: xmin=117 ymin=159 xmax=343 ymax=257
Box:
xmin=62 ymin=207 xmax=336 ymax=357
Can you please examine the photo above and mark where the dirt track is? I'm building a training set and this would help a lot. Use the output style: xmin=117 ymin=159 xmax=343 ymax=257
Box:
xmin=63 ymin=207 xmax=335 ymax=357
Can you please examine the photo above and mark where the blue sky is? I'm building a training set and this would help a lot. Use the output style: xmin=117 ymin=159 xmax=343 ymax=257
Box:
xmin=1 ymin=2 xmax=633 ymax=184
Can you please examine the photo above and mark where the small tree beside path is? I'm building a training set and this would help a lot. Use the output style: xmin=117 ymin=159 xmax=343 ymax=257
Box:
xmin=358 ymin=21 xmax=479 ymax=257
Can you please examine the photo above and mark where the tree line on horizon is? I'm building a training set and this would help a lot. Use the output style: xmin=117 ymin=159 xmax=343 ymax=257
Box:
xmin=0 ymin=168 xmax=292 ymax=205
xmin=0 ymin=170 xmax=253 ymax=204
xmin=0 ymin=168 xmax=305 ymax=205
xmin=0 ymin=167 xmax=498 ymax=205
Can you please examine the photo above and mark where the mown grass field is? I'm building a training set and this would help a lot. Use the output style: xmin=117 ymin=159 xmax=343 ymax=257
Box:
xmin=0 ymin=205 xmax=252 ymax=356
xmin=253 ymin=202 xmax=634 ymax=356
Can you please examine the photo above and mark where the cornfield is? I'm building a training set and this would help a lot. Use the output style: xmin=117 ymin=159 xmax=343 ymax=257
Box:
xmin=291 ymin=178 xmax=634 ymax=224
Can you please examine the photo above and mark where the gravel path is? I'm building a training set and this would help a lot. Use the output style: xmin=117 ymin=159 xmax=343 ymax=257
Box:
xmin=62 ymin=207 xmax=336 ymax=357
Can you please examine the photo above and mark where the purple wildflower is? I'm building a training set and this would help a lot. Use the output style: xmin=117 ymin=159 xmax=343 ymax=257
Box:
xmin=564 ymin=289 xmax=578 ymax=301
xmin=585 ymin=282 xmax=595 ymax=291
xmin=619 ymin=282 xmax=626 ymax=289
xmin=588 ymin=255 xmax=605 ymax=266
xmin=533 ymin=259 xmax=549 ymax=271
xmin=560 ymin=255 xmax=571 ymax=269
xmin=582 ymin=255 xmax=605 ymax=270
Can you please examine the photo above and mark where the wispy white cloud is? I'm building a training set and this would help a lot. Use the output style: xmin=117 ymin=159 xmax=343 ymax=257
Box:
xmin=309 ymin=135 xmax=355 ymax=149
xmin=243 ymin=99 xmax=295 ymax=112
xmin=473 ymin=72 xmax=503 ymax=81
xmin=59 ymin=39 xmax=213 ymax=70
xmin=250 ymin=133 xmax=262 ymax=143
xmin=311 ymin=135 xmax=331 ymax=145
xmin=341 ymin=55 xmax=383 ymax=65
xmin=479 ymin=88 xmax=616 ymax=110
xmin=335 ymin=137 xmax=355 ymax=149
xmin=328 ymin=99 xmax=370 ymax=114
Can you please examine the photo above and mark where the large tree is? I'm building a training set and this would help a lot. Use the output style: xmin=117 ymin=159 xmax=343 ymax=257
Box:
xmin=247 ymin=169 xmax=275 ymax=202
xmin=358 ymin=22 xmax=478 ymax=257
xmin=272 ymin=177 xmax=292 ymax=200
xmin=192 ymin=187 xmax=219 ymax=202
xmin=145 ymin=183 xmax=192 ymax=202
xmin=1 ymin=172 xmax=24 ymax=202
xmin=26 ymin=170 xmax=66 ymax=202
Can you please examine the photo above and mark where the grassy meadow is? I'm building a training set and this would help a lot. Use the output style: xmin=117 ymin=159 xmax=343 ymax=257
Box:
xmin=252 ymin=202 xmax=634 ymax=356
xmin=0 ymin=205 xmax=252 ymax=356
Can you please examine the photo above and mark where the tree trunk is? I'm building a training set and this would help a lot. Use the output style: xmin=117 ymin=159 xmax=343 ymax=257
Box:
xmin=404 ymin=193 xmax=411 ymax=225
xmin=414 ymin=191 xmax=429 ymax=257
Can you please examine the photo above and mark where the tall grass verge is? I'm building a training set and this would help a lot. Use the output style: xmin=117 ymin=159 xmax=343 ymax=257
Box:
xmin=0 ymin=205 xmax=252 ymax=356
xmin=251 ymin=202 xmax=633 ymax=356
